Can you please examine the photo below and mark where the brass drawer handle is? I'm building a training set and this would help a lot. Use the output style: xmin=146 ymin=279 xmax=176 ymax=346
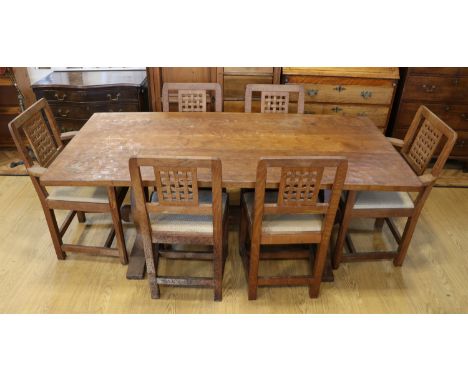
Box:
xmin=333 ymin=85 xmax=346 ymax=93
xmin=422 ymin=84 xmax=437 ymax=93
xmin=108 ymin=109 xmax=124 ymax=112
xmin=361 ymin=90 xmax=372 ymax=99
xmin=57 ymin=109 xmax=70 ymax=117
xmin=107 ymin=92 xmax=120 ymax=102
xmin=331 ymin=106 xmax=343 ymax=113
xmin=357 ymin=112 xmax=368 ymax=117
xmin=444 ymin=105 xmax=451 ymax=112
xmin=461 ymin=113 xmax=468 ymax=121
xmin=307 ymin=89 xmax=319 ymax=96
xmin=54 ymin=92 xmax=67 ymax=101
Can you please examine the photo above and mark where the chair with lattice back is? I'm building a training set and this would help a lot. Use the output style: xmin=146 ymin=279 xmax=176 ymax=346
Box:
xmin=332 ymin=105 xmax=458 ymax=269
xmin=8 ymin=98 xmax=128 ymax=264
xmin=239 ymin=156 xmax=348 ymax=300
xmin=244 ymin=84 xmax=305 ymax=114
xmin=162 ymin=83 xmax=222 ymax=112
xmin=129 ymin=156 xmax=229 ymax=301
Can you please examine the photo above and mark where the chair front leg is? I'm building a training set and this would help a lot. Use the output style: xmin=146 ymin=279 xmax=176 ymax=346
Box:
xmin=43 ymin=207 xmax=66 ymax=260
xmin=248 ymin=238 xmax=261 ymax=300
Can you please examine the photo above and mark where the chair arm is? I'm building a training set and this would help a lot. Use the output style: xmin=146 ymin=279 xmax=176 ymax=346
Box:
xmin=60 ymin=131 xmax=78 ymax=141
xmin=419 ymin=173 xmax=437 ymax=186
xmin=387 ymin=137 xmax=404 ymax=148
xmin=28 ymin=165 xmax=47 ymax=177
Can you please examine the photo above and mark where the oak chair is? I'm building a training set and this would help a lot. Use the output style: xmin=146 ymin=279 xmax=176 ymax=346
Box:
xmin=239 ymin=156 xmax=348 ymax=300
xmin=162 ymin=83 xmax=223 ymax=112
xmin=332 ymin=105 xmax=458 ymax=268
xmin=129 ymin=156 xmax=229 ymax=301
xmin=244 ymin=84 xmax=305 ymax=114
xmin=8 ymin=98 xmax=128 ymax=264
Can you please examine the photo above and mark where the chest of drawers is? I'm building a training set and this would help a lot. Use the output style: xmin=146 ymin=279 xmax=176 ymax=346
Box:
xmin=32 ymin=70 xmax=148 ymax=132
xmin=390 ymin=68 xmax=468 ymax=162
xmin=282 ymin=67 xmax=399 ymax=133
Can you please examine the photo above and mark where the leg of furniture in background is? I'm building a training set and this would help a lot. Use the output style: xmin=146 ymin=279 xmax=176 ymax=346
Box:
xmin=332 ymin=191 xmax=356 ymax=269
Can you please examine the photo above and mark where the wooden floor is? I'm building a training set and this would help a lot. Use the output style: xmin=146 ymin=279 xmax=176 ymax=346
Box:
xmin=1 ymin=175 xmax=467 ymax=313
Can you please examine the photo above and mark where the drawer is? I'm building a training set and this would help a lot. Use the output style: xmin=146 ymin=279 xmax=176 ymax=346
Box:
xmin=303 ymin=103 xmax=389 ymax=127
xmin=283 ymin=75 xmax=397 ymax=87
xmin=55 ymin=118 xmax=87 ymax=133
xmin=402 ymin=76 xmax=468 ymax=103
xmin=223 ymin=75 xmax=273 ymax=99
xmin=224 ymin=100 xmax=261 ymax=113
xmin=289 ymin=83 xmax=394 ymax=105
xmin=394 ymin=103 xmax=468 ymax=132
xmin=50 ymin=102 xmax=140 ymax=119
xmin=34 ymin=86 xmax=140 ymax=103
xmin=408 ymin=68 xmax=461 ymax=76
xmin=223 ymin=67 xmax=273 ymax=76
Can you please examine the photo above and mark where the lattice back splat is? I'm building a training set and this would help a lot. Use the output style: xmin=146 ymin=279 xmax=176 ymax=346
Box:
xmin=277 ymin=167 xmax=324 ymax=206
xmin=22 ymin=112 xmax=59 ymax=167
xmin=404 ymin=120 xmax=443 ymax=175
xmin=154 ymin=167 xmax=199 ymax=205
xmin=178 ymin=90 xmax=207 ymax=112
xmin=261 ymin=91 xmax=289 ymax=113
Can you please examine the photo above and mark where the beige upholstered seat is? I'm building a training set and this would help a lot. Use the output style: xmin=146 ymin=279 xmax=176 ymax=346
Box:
xmin=46 ymin=186 xmax=119 ymax=203
xmin=243 ymin=192 xmax=323 ymax=233
xmin=150 ymin=190 xmax=227 ymax=233
xmin=353 ymin=191 xmax=414 ymax=209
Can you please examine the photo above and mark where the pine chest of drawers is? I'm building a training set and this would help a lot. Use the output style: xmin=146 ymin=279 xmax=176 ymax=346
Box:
xmin=282 ymin=67 xmax=399 ymax=134
xmin=32 ymin=70 xmax=148 ymax=132
xmin=390 ymin=68 xmax=468 ymax=163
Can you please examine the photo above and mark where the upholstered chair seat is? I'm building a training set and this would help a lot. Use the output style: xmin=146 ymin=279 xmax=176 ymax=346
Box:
xmin=46 ymin=186 xmax=123 ymax=204
xmin=352 ymin=191 xmax=414 ymax=209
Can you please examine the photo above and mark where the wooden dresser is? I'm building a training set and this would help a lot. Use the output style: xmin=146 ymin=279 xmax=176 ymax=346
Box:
xmin=282 ymin=67 xmax=399 ymax=134
xmin=390 ymin=67 xmax=468 ymax=165
xmin=32 ymin=70 xmax=148 ymax=132
xmin=0 ymin=69 xmax=20 ymax=147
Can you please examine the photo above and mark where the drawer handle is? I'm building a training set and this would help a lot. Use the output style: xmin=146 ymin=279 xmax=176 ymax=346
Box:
xmin=333 ymin=85 xmax=346 ymax=92
xmin=331 ymin=106 xmax=343 ymax=113
xmin=57 ymin=109 xmax=70 ymax=117
xmin=422 ymin=84 xmax=437 ymax=93
xmin=445 ymin=105 xmax=451 ymax=112
xmin=304 ymin=111 xmax=316 ymax=115
xmin=108 ymin=109 xmax=124 ymax=112
xmin=54 ymin=92 xmax=67 ymax=101
xmin=361 ymin=90 xmax=372 ymax=99
xmin=357 ymin=112 xmax=368 ymax=117
xmin=461 ymin=113 xmax=468 ymax=121
xmin=307 ymin=89 xmax=319 ymax=96
xmin=107 ymin=92 xmax=120 ymax=102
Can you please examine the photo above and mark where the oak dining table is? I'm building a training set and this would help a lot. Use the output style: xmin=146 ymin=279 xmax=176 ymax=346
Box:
xmin=40 ymin=112 xmax=424 ymax=279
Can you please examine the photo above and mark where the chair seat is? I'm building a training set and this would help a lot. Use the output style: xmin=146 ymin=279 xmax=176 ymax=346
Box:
xmin=243 ymin=192 xmax=323 ymax=233
xmin=150 ymin=190 xmax=227 ymax=234
xmin=353 ymin=191 xmax=414 ymax=209
xmin=46 ymin=186 xmax=121 ymax=204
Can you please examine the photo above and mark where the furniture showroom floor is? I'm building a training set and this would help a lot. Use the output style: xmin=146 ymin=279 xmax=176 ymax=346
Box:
xmin=1 ymin=175 xmax=467 ymax=313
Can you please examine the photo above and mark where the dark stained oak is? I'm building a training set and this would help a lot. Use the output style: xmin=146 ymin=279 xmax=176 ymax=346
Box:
xmin=40 ymin=112 xmax=423 ymax=192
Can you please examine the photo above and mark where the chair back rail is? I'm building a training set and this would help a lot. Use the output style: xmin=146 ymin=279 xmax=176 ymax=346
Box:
xmin=245 ymin=84 xmax=305 ymax=114
xmin=401 ymin=105 xmax=457 ymax=177
xmin=162 ymin=83 xmax=223 ymax=112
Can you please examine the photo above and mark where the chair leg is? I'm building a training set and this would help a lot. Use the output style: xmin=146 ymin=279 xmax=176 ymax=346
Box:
xmin=43 ymin=207 xmax=66 ymax=260
xmin=77 ymin=211 xmax=86 ymax=223
xmin=108 ymin=187 xmax=128 ymax=265
xmin=309 ymin=242 xmax=328 ymax=298
xmin=238 ymin=204 xmax=248 ymax=261
xmin=213 ymin=244 xmax=223 ymax=301
xmin=374 ymin=218 xmax=385 ymax=231
xmin=393 ymin=215 xmax=418 ymax=266
xmin=332 ymin=191 xmax=356 ymax=269
xmin=248 ymin=239 xmax=261 ymax=300
xmin=147 ymin=244 xmax=160 ymax=299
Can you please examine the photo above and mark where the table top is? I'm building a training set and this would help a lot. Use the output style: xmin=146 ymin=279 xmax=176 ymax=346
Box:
xmin=40 ymin=112 xmax=423 ymax=191
xmin=32 ymin=70 xmax=147 ymax=88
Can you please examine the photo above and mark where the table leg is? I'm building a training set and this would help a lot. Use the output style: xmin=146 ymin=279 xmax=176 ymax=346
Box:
xmin=121 ymin=198 xmax=147 ymax=280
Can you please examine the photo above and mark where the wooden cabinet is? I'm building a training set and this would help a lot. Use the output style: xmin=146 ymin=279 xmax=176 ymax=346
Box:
xmin=223 ymin=67 xmax=281 ymax=112
xmin=0 ymin=69 xmax=21 ymax=148
xmin=390 ymin=68 xmax=468 ymax=163
xmin=147 ymin=67 xmax=222 ymax=111
xmin=282 ymin=67 xmax=399 ymax=133
xmin=32 ymin=70 xmax=148 ymax=133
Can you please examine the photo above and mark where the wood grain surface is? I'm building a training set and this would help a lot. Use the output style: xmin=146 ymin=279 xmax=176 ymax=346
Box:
xmin=40 ymin=112 xmax=422 ymax=192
